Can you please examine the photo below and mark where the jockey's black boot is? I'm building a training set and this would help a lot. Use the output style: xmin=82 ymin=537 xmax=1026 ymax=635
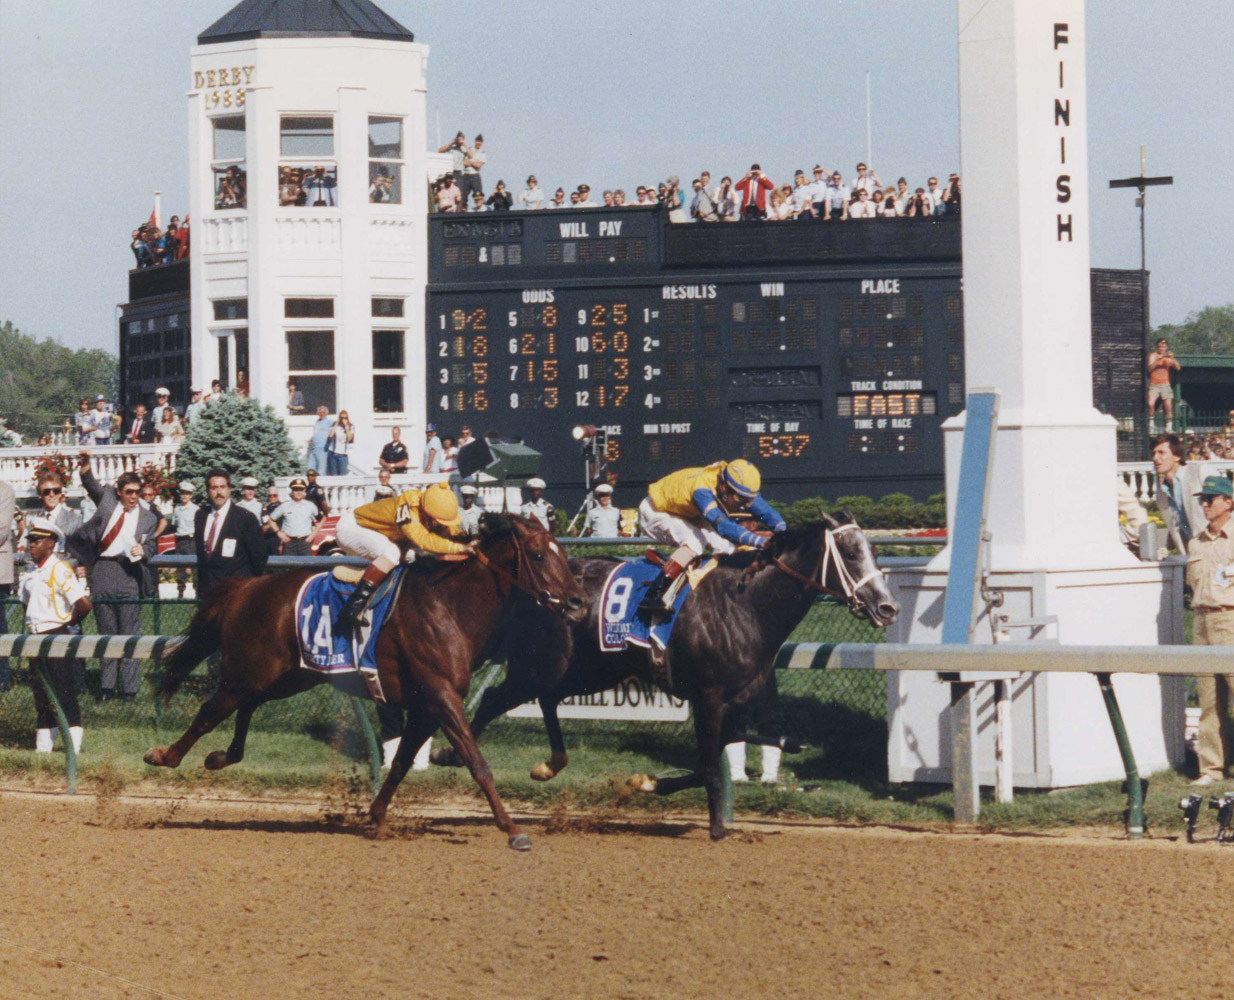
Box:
xmin=337 ymin=578 xmax=378 ymax=633
xmin=637 ymin=571 xmax=673 ymax=621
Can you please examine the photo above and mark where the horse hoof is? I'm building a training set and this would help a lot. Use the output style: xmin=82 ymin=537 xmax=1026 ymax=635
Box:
xmin=508 ymin=833 xmax=533 ymax=852
xmin=627 ymin=774 xmax=657 ymax=794
xmin=143 ymin=748 xmax=166 ymax=767
xmin=710 ymin=826 xmax=732 ymax=842
xmin=429 ymin=747 xmax=459 ymax=767
xmin=203 ymin=750 xmax=229 ymax=771
xmin=530 ymin=762 xmax=556 ymax=782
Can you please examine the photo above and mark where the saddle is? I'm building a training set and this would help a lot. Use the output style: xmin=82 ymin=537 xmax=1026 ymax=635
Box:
xmin=599 ymin=554 xmax=719 ymax=692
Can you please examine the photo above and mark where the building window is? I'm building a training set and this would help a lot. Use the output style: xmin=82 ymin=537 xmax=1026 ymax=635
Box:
xmin=287 ymin=330 xmax=336 ymax=411
xmin=212 ymin=116 xmax=247 ymax=209
xmin=284 ymin=298 xmax=335 ymax=319
xmin=372 ymin=297 xmax=404 ymax=318
xmin=372 ymin=330 xmax=405 ymax=413
xmin=279 ymin=116 xmax=337 ymax=207
xmin=368 ymin=116 xmax=403 ymax=204
xmin=213 ymin=299 xmax=248 ymax=321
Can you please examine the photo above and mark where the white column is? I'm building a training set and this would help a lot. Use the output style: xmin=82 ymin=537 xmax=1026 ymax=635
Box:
xmin=884 ymin=0 xmax=1183 ymax=789
xmin=246 ymin=85 xmax=278 ymax=411
xmin=947 ymin=0 xmax=1130 ymax=571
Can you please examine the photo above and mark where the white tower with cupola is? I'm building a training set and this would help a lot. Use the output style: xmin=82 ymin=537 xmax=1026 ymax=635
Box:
xmin=188 ymin=0 xmax=429 ymax=468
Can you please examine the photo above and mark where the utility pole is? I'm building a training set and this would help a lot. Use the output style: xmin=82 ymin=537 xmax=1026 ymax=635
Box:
xmin=1109 ymin=146 xmax=1173 ymax=439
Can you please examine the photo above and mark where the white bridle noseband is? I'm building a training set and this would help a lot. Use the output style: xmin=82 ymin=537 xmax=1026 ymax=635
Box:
xmin=820 ymin=523 xmax=884 ymax=609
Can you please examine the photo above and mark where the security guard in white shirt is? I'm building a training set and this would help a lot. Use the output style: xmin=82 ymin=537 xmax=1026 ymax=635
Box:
xmin=520 ymin=477 xmax=554 ymax=531
xmin=583 ymin=484 xmax=621 ymax=538
xmin=236 ymin=476 xmax=264 ymax=520
xmin=19 ymin=518 xmax=91 ymax=753
xmin=458 ymin=484 xmax=484 ymax=537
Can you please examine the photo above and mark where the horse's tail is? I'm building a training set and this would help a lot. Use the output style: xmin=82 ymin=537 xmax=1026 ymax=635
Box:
xmin=157 ymin=582 xmax=237 ymax=696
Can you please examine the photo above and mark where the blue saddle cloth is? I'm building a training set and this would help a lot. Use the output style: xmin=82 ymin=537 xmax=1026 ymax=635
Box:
xmin=295 ymin=568 xmax=402 ymax=672
xmin=598 ymin=559 xmax=692 ymax=653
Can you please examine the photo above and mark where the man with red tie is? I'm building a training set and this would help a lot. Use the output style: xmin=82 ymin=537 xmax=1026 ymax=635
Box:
xmin=126 ymin=403 xmax=156 ymax=444
xmin=193 ymin=468 xmax=268 ymax=599
xmin=67 ymin=452 xmax=159 ymax=700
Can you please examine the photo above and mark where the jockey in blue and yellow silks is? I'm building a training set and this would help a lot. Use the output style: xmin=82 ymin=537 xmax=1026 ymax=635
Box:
xmin=636 ymin=459 xmax=786 ymax=617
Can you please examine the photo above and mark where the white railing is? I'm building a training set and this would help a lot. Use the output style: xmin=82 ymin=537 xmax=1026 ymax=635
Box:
xmin=1117 ymin=459 xmax=1234 ymax=504
xmin=271 ymin=472 xmax=522 ymax=512
xmin=0 ymin=443 xmax=180 ymax=498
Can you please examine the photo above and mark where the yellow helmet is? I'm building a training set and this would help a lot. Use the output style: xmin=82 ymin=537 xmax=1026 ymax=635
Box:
xmin=421 ymin=482 xmax=461 ymax=527
xmin=722 ymin=459 xmax=761 ymax=499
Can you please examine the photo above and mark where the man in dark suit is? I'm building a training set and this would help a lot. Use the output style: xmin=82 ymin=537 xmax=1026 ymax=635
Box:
xmin=126 ymin=404 xmax=156 ymax=444
xmin=67 ymin=452 xmax=159 ymax=699
xmin=194 ymin=468 xmax=268 ymax=597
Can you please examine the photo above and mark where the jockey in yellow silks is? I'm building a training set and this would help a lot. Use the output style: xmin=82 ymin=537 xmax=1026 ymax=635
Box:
xmin=636 ymin=459 xmax=786 ymax=617
xmin=335 ymin=482 xmax=475 ymax=630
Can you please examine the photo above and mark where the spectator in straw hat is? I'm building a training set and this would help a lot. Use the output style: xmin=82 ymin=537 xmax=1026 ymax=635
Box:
xmin=18 ymin=517 xmax=91 ymax=754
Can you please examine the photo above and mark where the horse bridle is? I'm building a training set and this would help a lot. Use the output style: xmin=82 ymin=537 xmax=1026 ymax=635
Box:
xmin=768 ymin=523 xmax=883 ymax=618
xmin=473 ymin=527 xmax=570 ymax=615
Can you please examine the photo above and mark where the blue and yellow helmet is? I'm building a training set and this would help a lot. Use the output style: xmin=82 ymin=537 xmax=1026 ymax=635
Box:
xmin=721 ymin=459 xmax=761 ymax=499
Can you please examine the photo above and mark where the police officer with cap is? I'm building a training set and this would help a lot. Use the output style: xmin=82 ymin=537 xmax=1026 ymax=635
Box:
xmin=521 ymin=477 xmax=553 ymax=531
xmin=236 ymin=476 xmax=263 ymax=520
xmin=458 ymin=484 xmax=483 ymax=537
xmin=266 ymin=477 xmax=322 ymax=556
xmin=583 ymin=483 xmax=621 ymax=538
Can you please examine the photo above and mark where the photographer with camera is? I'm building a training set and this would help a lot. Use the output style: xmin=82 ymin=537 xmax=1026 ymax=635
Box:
xmin=735 ymin=164 xmax=774 ymax=220
xmin=438 ymin=130 xmax=466 ymax=188
xmin=942 ymin=173 xmax=962 ymax=215
xmin=1147 ymin=337 xmax=1182 ymax=432
xmin=906 ymin=186 xmax=931 ymax=218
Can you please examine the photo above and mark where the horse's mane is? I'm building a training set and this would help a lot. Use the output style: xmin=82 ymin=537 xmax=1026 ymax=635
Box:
xmin=713 ymin=515 xmax=844 ymax=570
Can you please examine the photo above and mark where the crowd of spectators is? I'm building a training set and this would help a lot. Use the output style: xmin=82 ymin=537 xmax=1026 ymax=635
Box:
xmin=129 ymin=214 xmax=190 ymax=268
xmin=279 ymin=165 xmax=338 ymax=207
xmin=428 ymin=137 xmax=961 ymax=223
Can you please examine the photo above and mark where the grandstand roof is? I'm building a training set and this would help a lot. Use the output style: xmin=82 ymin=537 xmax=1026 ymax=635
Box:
xmin=199 ymin=0 xmax=414 ymax=45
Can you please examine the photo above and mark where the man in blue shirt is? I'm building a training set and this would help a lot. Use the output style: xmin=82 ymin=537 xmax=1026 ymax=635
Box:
xmin=306 ymin=406 xmax=333 ymax=475
xmin=422 ymin=424 xmax=442 ymax=473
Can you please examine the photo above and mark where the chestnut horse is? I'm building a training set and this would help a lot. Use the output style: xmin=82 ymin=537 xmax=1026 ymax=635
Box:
xmin=435 ymin=513 xmax=898 ymax=839
xmin=145 ymin=514 xmax=586 ymax=850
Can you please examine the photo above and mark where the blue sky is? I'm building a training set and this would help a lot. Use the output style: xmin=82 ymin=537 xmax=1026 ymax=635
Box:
xmin=1 ymin=0 xmax=1228 ymax=352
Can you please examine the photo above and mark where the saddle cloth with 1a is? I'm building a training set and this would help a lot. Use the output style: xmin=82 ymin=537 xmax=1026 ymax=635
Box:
xmin=295 ymin=568 xmax=402 ymax=673
xmin=599 ymin=559 xmax=693 ymax=653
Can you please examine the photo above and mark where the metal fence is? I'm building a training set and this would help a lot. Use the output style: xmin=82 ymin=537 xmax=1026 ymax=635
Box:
xmin=0 ymin=592 xmax=889 ymax=783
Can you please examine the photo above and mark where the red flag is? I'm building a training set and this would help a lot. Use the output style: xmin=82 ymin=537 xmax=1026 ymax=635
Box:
xmin=148 ymin=204 xmax=158 ymax=230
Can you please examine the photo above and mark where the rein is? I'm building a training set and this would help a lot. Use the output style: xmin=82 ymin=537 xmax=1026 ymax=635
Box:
xmin=767 ymin=524 xmax=883 ymax=616
xmin=473 ymin=529 xmax=564 ymax=613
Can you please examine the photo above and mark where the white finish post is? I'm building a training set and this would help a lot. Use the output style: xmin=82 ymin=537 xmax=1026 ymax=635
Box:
xmin=885 ymin=0 xmax=1183 ymax=789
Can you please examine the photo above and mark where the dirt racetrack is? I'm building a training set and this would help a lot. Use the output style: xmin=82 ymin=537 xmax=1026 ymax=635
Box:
xmin=3 ymin=791 xmax=1234 ymax=1000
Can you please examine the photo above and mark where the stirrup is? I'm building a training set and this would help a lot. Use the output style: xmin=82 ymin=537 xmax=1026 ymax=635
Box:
xmin=359 ymin=667 xmax=386 ymax=705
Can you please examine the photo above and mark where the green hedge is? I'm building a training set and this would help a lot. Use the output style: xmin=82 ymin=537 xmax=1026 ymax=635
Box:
xmin=771 ymin=493 xmax=946 ymax=531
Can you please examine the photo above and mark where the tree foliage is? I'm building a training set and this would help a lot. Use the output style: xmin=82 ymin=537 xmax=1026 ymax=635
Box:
xmin=0 ymin=320 xmax=117 ymax=438
xmin=175 ymin=393 xmax=299 ymax=501
xmin=1153 ymin=304 xmax=1234 ymax=356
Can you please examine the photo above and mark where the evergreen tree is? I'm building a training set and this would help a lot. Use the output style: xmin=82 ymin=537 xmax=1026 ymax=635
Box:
xmin=175 ymin=393 xmax=299 ymax=500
